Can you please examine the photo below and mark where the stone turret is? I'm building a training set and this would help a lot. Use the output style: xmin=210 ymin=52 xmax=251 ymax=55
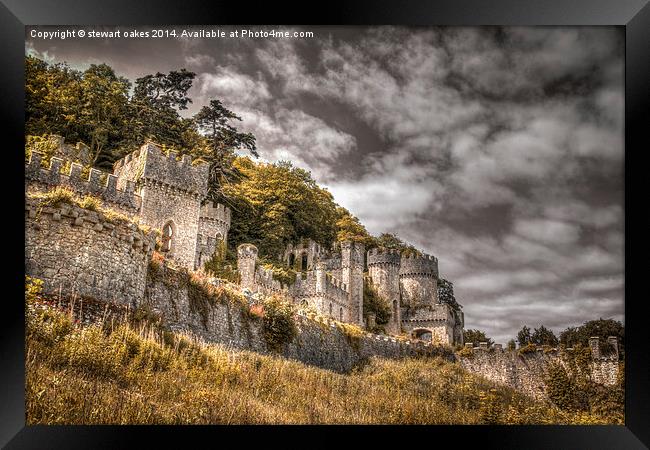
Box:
xmin=237 ymin=243 xmax=258 ymax=291
xmin=367 ymin=248 xmax=402 ymax=333
xmin=399 ymin=253 xmax=439 ymax=308
xmin=341 ymin=241 xmax=365 ymax=325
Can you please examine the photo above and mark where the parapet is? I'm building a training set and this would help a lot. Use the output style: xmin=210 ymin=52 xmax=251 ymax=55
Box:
xmin=200 ymin=201 xmax=231 ymax=226
xmin=399 ymin=253 xmax=439 ymax=277
xmin=113 ymin=142 xmax=209 ymax=196
xmin=25 ymin=151 xmax=141 ymax=212
xmin=367 ymin=248 xmax=401 ymax=266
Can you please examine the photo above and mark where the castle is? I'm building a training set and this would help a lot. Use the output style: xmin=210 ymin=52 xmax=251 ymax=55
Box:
xmin=25 ymin=137 xmax=463 ymax=346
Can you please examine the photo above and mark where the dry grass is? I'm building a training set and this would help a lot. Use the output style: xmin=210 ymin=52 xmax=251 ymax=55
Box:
xmin=28 ymin=187 xmax=142 ymax=230
xmin=25 ymin=296 xmax=619 ymax=425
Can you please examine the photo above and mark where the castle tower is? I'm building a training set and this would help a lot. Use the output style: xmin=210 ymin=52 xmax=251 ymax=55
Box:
xmin=399 ymin=253 xmax=439 ymax=308
xmin=113 ymin=142 xmax=209 ymax=269
xmin=367 ymin=248 xmax=402 ymax=334
xmin=237 ymin=243 xmax=258 ymax=291
xmin=341 ymin=241 xmax=365 ymax=325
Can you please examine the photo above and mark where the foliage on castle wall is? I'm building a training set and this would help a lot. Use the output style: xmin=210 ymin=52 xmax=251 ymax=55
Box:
xmin=142 ymin=263 xmax=454 ymax=373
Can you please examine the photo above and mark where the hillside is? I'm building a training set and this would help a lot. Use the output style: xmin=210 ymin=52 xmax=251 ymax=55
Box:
xmin=26 ymin=294 xmax=616 ymax=425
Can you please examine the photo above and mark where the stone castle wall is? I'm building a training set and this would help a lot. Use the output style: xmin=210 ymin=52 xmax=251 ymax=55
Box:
xmin=196 ymin=201 xmax=231 ymax=269
xmin=26 ymin=152 xmax=141 ymax=214
xmin=457 ymin=345 xmax=621 ymax=400
xmin=25 ymin=197 xmax=156 ymax=306
xmin=141 ymin=265 xmax=454 ymax=373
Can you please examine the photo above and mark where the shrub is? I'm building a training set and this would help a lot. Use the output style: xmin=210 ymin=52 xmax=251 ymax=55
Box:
xmin=78 ymin=195 xmax=102 ymax=211
xmin=26 ymin=276 xmax=44 ymax=303
xmin=478 ymin=389 xmax=502 ymax=424
xmin=261 ymin=295 xmax=297 ymax=352
xmin=33 ymin=186 xmax=76 ymax=207
xmin=457 ymin=346 xmax=473 ymax=358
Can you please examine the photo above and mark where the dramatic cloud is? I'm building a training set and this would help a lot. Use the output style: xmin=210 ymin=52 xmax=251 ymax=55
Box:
xmin=26 ymin=26 xmax=624 ymax=343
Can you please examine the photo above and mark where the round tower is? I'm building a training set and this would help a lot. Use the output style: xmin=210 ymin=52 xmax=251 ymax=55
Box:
xmin=399 ymin=253 xmax=439 ymax=308
xmin=237 ymin=243 xmax=258 ymax=291
xmin=367 ymin=248 xmax=402 ymax=334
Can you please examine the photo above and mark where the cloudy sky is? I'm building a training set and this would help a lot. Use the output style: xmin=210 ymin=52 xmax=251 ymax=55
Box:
xmin=26 ymin=26 xmax=624 ymax=343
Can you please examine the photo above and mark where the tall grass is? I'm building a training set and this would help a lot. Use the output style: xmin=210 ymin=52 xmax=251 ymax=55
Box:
xmin=25 ymin=296 xmax=619 ymax=425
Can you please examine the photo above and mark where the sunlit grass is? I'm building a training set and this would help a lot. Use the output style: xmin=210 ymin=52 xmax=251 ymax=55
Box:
xmin=25 ymin=296 xmax=620 ymax=425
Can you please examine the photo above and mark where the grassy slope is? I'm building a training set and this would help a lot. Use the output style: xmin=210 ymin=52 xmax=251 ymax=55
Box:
xmin=26 ymin=297 xmax=616 ymax=425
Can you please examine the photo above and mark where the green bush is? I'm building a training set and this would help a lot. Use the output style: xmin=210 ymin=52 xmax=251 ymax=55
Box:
xmin=261 ymin=296 xmax=297 ymax=352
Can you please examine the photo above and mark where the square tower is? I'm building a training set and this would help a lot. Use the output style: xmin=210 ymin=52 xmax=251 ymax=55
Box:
xmin=113 ymin=142 xmax=209 ymax=269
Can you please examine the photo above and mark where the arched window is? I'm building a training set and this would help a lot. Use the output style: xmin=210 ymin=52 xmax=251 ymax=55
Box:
xmin=329 ymin=303 xmax=333 ymax=317
xmin=393 ymin=300 xmax=398 ymax=322
xmin=288 ymin=253 xmax=295 ymax=268
xmin=339 ymin=307 xmax=343 ymax=321
xmin=301 ymin=253 xmax=308 ymax=271
xmin=161 ymin=221 xmax=175 ymax=252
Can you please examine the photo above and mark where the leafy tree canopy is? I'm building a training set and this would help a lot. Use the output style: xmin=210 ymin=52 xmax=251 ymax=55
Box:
xmin=559 ymin=318 xmax=624 ymax=358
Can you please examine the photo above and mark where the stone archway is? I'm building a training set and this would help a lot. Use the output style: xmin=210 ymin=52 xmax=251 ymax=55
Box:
xmin=412 ymin=328 xmax=433 ymax=342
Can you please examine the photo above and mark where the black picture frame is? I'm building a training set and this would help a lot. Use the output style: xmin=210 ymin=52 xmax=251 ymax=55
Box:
xmin=2 ymin=1 xmax=648 ymax=448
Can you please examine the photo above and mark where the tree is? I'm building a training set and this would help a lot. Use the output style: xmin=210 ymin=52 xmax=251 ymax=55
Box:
xmin=221 ymin=157 xmax=339 ymax=258
xmin=25 ymin=56 xmax=84 ymax=142
xmin=335 ymin=206 xmax=374 ymax=247
xmin=463 ymin=329 xmax=494 ymax=347
xmin=128 ymin=69 xmax=197 ymax=150
xmin=507 ymin=339 xmax=516 ymax=351
xmin=559 ymin=318 xmax=624 ymax=358
xmin=78 ymin=64 xmax=131 ymax=166
xmin=193 ymin=99 xmax=258 ymax=203
xmin=531 ymin=325 xmax=559 ymax=346
xmin=438 ymin=278 xmax=460 ymax=309
xmin=363 ymin=277 xmax=391 ymax=332
xmin=516 ymin=326 xmax=532 ymax=347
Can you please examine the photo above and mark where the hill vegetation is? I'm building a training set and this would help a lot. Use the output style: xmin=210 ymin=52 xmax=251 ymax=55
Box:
xmin=26 ymin=290 xmax=620 ymax=425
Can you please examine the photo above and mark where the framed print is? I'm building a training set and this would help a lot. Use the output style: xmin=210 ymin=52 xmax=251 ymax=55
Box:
xmin=1 ymin=0 xmax=648 ymax=448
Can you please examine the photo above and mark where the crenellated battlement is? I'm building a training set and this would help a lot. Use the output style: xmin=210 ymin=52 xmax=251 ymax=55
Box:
xmin=200 ymin=201 xmax=231 ymax=226
xmin=113 ymin=142 xmax=209 ymax=196
xmin=25 ymin=151 xmax=141 ymax=212
xmin=367 ymin=247 xmax=402 ymax=266
xmin=399 ymin=253 xmax=439 ymax=277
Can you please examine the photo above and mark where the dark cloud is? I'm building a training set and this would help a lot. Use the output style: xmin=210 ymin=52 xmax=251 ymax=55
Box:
xmin=26 ymin=25 xmax=624 ymax=343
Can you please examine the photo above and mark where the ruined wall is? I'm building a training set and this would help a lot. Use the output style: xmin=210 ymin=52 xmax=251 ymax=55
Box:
xmin=25 ymin=197 xmax=156 ymax=306
xmin=142 ymin=265 xmax=454 ymax=373
xmin=282 ymin=238 xmax=328 ymax=270
xmin=457 ymin=345 xmax=621 ymax=400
